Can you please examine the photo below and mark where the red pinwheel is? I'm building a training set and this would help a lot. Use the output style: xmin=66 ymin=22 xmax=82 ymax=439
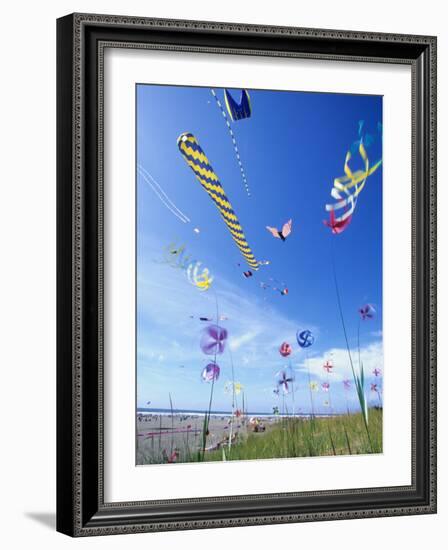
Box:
xmin=323 ymin=360 xmax=333 ymax=373
xmin=359 ymin=304 xmax=376 ymax=320
xmin=279 ymin=341 xmax=292 ymax=357
xmin=200 ymin=324 xmax=228 ymax=355
xmin=162 ymin=449 xmax=179 ymax=463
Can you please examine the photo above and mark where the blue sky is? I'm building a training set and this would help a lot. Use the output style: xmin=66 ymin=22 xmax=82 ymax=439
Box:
xmin=136 ymin=84 xmax=383 ymax=414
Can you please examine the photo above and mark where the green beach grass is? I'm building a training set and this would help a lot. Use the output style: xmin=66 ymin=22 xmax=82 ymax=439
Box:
xmin=204 ymin=409 xmax=382 ymax=462
xmin=137 ymin=409 xmax=382 ymax=464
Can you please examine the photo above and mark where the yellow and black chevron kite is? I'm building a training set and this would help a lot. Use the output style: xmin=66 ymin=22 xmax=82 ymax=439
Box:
xmin=177 ymin=132 xmax=259 ymax=271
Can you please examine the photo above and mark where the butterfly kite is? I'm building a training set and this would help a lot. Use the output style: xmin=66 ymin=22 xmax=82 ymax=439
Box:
xmin=266 ymin=219 xmax=292 ymax=242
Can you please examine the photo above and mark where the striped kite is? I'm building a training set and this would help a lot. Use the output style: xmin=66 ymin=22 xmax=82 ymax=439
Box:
xmin=177 ymin=132 xmax=259 ymax=271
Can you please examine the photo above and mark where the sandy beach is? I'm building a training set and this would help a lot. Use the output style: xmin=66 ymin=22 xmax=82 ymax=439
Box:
xmin=136 ymin=412 xmax=281 ymax=464
xmin=136 ymin=409 xmax=383 ymax=463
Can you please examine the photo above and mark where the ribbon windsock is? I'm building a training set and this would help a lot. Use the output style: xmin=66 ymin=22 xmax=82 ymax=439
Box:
xmin=324 ymin=140 xmax=382 ymax=233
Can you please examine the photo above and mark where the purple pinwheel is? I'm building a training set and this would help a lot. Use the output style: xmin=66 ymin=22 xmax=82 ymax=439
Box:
xmin=321 ymin=382 xmax=330 ymax=392
xmin=342 ymin=379 xmax=351 ymax=390
xmin=200 ymin=324 xmax=228 ymax=355
xmin=359 ymin=304 xmax=376 ymax=320
xmin=276 ymin=369 xmax=295 ymax=394
xmin=201 ymin=362 xmax=220 ymax=382
xmin=373 ymin=368 xmax=382 ymax=377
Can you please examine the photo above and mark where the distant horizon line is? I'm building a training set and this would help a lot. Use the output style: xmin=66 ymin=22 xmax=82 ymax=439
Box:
xmin=136 ymin=406 xmax=377 ymax=417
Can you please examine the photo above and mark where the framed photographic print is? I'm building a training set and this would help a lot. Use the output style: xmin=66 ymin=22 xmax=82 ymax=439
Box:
xmin=57 ymin=13 xmax=437 ymax=536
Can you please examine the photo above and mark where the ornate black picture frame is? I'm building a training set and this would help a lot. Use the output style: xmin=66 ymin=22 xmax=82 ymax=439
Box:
xmin=57 ymin=13 xmax=437 ymax=536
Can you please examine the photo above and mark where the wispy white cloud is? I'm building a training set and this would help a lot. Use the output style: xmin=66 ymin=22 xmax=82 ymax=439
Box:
xmin=137 ymin=250 xmax=315 ymax=374
xmin=293 ymin=341 xmax=383 ymax=382
xmin=229 ymin=330 xmax=261 ymax=351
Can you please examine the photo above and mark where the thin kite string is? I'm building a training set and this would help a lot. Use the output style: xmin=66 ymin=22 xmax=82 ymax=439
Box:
xmin=137 ymin=164 xmax=191 ymax=223
xmin=138 ymin=163 xmax=190 ymax=221
xmin=138 ymin=164 xmax=190 ymax=222
xmin=330 ymin=238 xmax=373 ymax=451
xmin=137 ymin=167 xmax=189 ymax=224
